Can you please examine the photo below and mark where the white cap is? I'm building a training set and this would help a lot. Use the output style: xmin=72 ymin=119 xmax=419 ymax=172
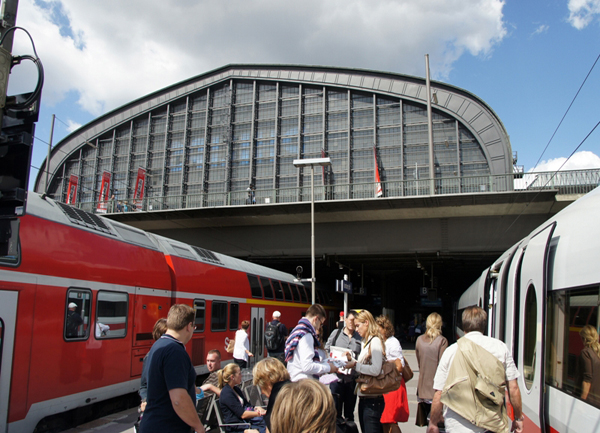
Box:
xmin=68 ymin=302 xmax=78 ymax=309
xmin=273 ymin=311 xmax=281 ymax=318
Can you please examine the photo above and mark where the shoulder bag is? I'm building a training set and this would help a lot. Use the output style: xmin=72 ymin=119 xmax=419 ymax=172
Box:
xmin=356 ymin=339 xmax=402 ymax=395
xmin=226 ymin=338 xmax=235 ymax=353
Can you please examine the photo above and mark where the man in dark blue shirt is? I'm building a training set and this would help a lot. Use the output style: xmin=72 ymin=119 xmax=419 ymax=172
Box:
xmin=141 ymin=304 xmax=204 ymax=433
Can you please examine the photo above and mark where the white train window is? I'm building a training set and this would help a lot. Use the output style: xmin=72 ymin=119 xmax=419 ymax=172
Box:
xmin=95 ymin=291 xmax=128 ymax=339
xmin=523 ymin=285 xmax=538 ymax=390
xmin=65 ymin=289 xmax=92 ymax=340
xmin=546 ymin=287 xmax=600 ymax=408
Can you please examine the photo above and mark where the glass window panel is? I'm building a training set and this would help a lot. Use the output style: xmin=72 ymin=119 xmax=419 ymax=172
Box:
xmin=261 ymin=277 xmax=274 ymax=299
xmin=212 ymin=86 xmax=230 ymax=108
xmin=191 ymin=93 xmax=207 ymax=111
xmin=190 ymin=112 xmax=206 ymax=129
xmin=211 ymin=301 xmax=228 ymax=331
xmin=211 ymin=108 xmax=229 ymax=126
xmin=258 ymin=84 xmax=277 ymax=101
xmin=523 ymin=285 xmax=538 ymax=390
xmin=229 ymin=303 xmax=239 ymax=331
xmin=234 ymin=105 xmax=253 ymax=123
xmin=95 ymin=291 xmax=128 ymax=339
xmin=280 ymin=118 xmax=299 ymax=136
xmin=352 ymin=109 xmax=374 ymax=129
xmin=235 ymin=82 xmax=254 ymax=104
xmin=233 ymin=124 xmax=251 ymax=141
xmin=65 ymin=289 xmax=92 ymax=340
xmin=352 ymin=93 xmax=373 ymax=109
xmin=258 ymin=102 xmax=276 ymax=119
xmin=281 ymin=99 xmax=299 ymax=117
xmin=281 ymin=137 xmax=298 ymax=155
xmin=194 ymin=299 xmax=205 ymax=332
xmin=327 ymin=90 xmax=348 ymax=111
xmin=248 ymin=275 xmax=263 ymax=298
xmin=327 ymin=112 xmax=348 ymax=131
xmin=303 ymin=115 xmax=323 ymax=134
xmin=282 ymin=85 xmax=299 ymax=97
xmin=257 ymin=120 xmax=275 ymax=138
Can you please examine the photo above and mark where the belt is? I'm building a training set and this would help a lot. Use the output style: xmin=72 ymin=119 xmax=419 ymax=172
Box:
xmin=359 ymin=395 xmax=384 ymax=399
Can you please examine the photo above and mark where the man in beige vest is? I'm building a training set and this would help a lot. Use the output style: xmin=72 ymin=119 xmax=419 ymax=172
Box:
xmin=427 ymin=306 xmax=524 ymax=433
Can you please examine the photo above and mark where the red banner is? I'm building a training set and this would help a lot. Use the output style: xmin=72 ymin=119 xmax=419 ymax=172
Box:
xmin=133 ymin=168 xmax=146 ymax=210
xmin=67 ymin=175 xmax=78 ymax=204
xmin=134 ymin=168 xmax=146 ymax=200
xmin=96 ymin=171 xmax=111 ymax=213
xmin=374 ymin=146 xmax=383 ymax=197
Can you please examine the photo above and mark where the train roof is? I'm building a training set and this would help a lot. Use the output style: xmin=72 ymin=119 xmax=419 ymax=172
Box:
xmin=24 ymin=193 xmax=297 ymax=283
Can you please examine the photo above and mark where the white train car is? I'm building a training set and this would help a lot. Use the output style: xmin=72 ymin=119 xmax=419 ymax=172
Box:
xmin=457 ymin=186 xmax=600 ymax=433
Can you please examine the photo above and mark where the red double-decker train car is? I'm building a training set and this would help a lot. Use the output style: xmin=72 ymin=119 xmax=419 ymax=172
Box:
xmin=0 ymin=193 xmax=335 ymax=432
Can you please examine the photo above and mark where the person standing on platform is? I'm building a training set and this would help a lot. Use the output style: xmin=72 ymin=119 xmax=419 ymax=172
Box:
xmin=325 ymin=309 xmax=361 ymax=422
xmin=140 ymin=304 xmax=204 ymax=433
xmin=265 ymin=311 xmax=288 ymax=362
xmin=285 ymin=304 xmax=339 ymax=382
xmin=428 ymin=306 xmax=523 ymax=433
xmin=233 ymin=320 xmax=253 ymax=369
xmin=415 ymin=313 xmax=448 ymax=426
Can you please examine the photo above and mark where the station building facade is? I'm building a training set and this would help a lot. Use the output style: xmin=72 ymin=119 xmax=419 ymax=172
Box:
xmin=36 ymin=64 xmax=514 ymax=208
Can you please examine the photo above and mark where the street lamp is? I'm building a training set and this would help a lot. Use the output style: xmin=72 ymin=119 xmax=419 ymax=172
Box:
xmin=293 ymin=157 xmax=332 ymax=304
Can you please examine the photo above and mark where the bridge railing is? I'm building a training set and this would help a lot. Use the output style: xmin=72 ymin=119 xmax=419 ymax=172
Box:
xmin=75 ymin=169 xmax=600 ymax=215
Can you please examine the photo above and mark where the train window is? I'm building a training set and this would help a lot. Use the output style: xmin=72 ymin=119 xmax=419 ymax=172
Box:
xmin=273 ymin=281 xmax=284 ymax=301
xmin=290 ymin=284 xmax=301 ymax=302
xmin=546 ymin=287 xmax=600 ymax=408
xmin=194 ymin=299 xmax=205 ymax=332
xmin=211 ymin=301 xmax=228 ymax=331
xmin=282 ymin=283 xmax=292 ymax=301
xmin=230 ymin=303 xmax=239 ymax=331
xmin=297 ymin=285 xmax=308 ymax=303
xmin=95 ymin=291 xmax=128 ymax=339
xmin=0 ymin=219 xmax=20 ymax=266
xmin=65 ymin=289 xmax=92 ymax=340
xmin=247 ymin=275 xmax=263 ymax=298
xmin=522 ymin=285 xmax=538 ymax=390
xmin=260 ymin=277 xmax=274 ymax=299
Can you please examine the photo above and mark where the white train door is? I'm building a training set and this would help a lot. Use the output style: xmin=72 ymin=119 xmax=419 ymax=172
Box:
xmin=518 ymin=223 xmax=555 ymax=433
xmin=0 ymin=290 xmax=18 ymax=433
xmin=250 ymin=307 xmax=265 ymax=366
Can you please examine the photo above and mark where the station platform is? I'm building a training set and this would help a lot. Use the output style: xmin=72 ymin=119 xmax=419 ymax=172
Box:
xmin=70 ymin=349 xmax=427 ymax=433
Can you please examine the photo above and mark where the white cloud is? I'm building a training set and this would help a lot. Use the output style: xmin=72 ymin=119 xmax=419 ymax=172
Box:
xmin=530 ymin=151 xmax=600 ymax=172
xmin=11 ymin=0 xmax=507 ymax=117
xmin=532 ymin=24 xmax=549 ymax=35
xmin=66 ymin=119 xmax=81 ymax=133
xmin=567 ymin=0 xmax=600 ymax=30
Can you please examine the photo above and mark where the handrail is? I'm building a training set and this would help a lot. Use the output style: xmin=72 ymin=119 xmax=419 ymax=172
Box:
xmin=70 ymin=169 xmax=600 ymax=214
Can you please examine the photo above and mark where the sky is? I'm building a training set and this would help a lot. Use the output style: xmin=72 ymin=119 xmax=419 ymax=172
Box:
xmin=4 ymin=0 xmax=600 ymax=189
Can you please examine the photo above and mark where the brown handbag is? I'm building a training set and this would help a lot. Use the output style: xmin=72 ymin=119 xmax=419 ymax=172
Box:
xmin=356 ymin=339 xmax=402 ymax=395
xmin=401 ymin=357 xmax=414 ymax=382
xmin=226 ymin=338 xmax=235 ymax=353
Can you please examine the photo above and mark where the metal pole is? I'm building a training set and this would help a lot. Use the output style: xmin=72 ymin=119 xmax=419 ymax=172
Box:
xmin=311 ymin=164 xmax=316 ymax=305
xmin=46 ymin=114 xmax=55 ymax=193
xmin=425 ymin=54 xmax=435 ymax=195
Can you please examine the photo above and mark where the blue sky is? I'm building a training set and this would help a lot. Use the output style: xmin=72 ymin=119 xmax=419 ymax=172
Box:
xmin=5 ymin=0 xmax=600 ymax=190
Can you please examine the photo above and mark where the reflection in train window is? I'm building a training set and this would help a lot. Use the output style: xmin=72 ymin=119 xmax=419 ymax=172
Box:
xmin=230 ymin=302 xmax=239 ymax=331
xmin=95 ymin=291 xmax=128 ymax=339
xmin=65 ymin=289 xmax=92 ymax=340
xmin=297 ymin=285 xmax=308 ymax=303
xmin=247 ymin=275 xmax=263 ymax=298
xmin=289 ymin=284 xmax=300 ymax=303
xmin=281 ymin=282 xmax=292 ymax=301
xmin=546 ymin=287 xmax=600 ymax=408
xmin=273 ymin=281 xmax=284 ymax=301
xmin=523 ymin=285 xmax=538 ymax=390
xmin=211 ymin=301 xmax=228 ymax=331
xmin=194 ymin=299 xmax=205 ymax=332
xmin=260 ymin=277 xmax=274 ymax=299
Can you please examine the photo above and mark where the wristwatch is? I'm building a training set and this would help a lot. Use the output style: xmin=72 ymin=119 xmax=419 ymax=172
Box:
xmin=514 ymin=416 xmax=524 ymax=422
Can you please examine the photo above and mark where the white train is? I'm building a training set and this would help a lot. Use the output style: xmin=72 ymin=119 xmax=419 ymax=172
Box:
xmin=457 ymin=186 xmax=600 ymax=433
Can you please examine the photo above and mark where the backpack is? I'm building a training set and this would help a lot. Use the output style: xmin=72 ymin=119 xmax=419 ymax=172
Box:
xmin=265 ymin=322 xmax=283 ymax=351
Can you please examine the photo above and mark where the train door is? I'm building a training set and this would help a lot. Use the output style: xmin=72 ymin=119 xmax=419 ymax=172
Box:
xmin=518 ymin=223 xmax=555 ymax=433
xmin=250 ymin=307 xmax=265 ymax=365
xmin=0 ymin=290 xmax=18 ymax=433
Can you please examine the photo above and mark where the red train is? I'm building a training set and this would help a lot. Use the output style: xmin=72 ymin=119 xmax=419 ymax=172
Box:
xmin=0 ymin=193 xmax=336 ymax=432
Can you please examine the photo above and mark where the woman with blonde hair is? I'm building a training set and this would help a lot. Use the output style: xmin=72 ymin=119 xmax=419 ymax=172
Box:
xmin=252 ymin=357 xmax=290 ymax=432
xmin=414 ymin=312 xmax=448 ymax=426
xmin=270 ymin=379 xmax=337 ymax=433
xmin=579 ymin=325 xmax=600 ymax=406
xmin=376 ymin=315 xmax=407 ymax=433
xmin=344 ymin=310 xmax=385 ymax=433
xmin=218 ymin=363 xmax=266 ymax=433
